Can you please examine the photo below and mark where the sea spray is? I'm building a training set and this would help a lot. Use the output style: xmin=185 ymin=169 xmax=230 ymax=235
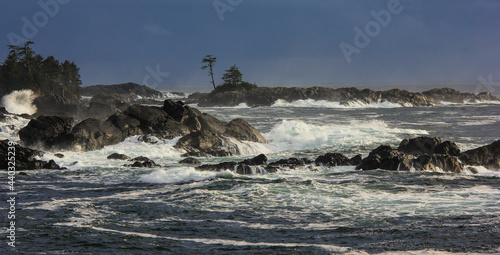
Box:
xmin=1 ymin=89 xmax=38 ymax=115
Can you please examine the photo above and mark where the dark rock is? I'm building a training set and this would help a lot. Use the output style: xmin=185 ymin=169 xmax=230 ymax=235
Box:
xmin=315 ymin=153 xmax=352 ymax=166
xmin=398 ymin=137 xmax=442 ymax=155
xmin=127 ymin=156 xmax=160 ymax=168
xmin=356 ymin=145 xmax=416 ymax=171
xmin=460 ymin=140 xmax=500 ymax=170
xmin=435 ymin=141 xmax=461 ymax=156
xmin=107 ymin=153 xmax=131 ymax=160
xmin=194 ymin=86 xmax=500 ymax=107
xmin=33 ymin=95 xmax=81 ymax=117
xmin=241 ymin=154 xmax=267 ymax=165
xmin=197 ymin=161 xmax=238 ymax=172
xmin=19 ymin=115 xmax=74 ymax=149
xmin=124 ymin=105 xmax=171 ymax=129
xmin=270 ymin=158 xmax=311 ymax=167
xmin=179 ymin=157 xmax=201 ymax=164
xmin=175 ymin=130 xmax=233 ymax=157
xmin=413 ymin=154 xmax=464 ymax=173
xmin=82 ymin=82 xmax=163 ymax=98
xmin=0 ymin=140 xmax=63 ymax=170
xmin=86 ymin=101 xmax=119 ymax=120
xmin=90 ymin=93 xmax=134 ymax=109
xmin=106 ymin=113 xmax=143 ymax=137
xmin=350 ymin=154 xmax=363 ymax=165
xmin=225 ymin=118 xmax=267 ymax=143
xmin=236 ymin=164 xmax=252 ymax=175
xmin=54 ymin=153 xmax=65 ymax=158
xmin=70 ymin=118 xmax=124 ymax=151
xmin=18 ymin=172 xmax=27 ymax=175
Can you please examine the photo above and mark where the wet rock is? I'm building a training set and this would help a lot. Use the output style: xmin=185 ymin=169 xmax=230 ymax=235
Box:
xmin=179 ymin=157 xmax=201 ymax=164
xmin=398 ymin=137 xmax=442 ymax=155
xmin=127 ymin=156 xmax=160 ymax=168
xmin=107 ymin=153 xmax=131 ymax=160
xmin=413 ymin=154 xmax=464 ymax=173
xmin=0 ymin=140 xmax=64 ymax=170
xmin=356 ymin=145 xmax=416 ymax=171
xmin=460 ymin=140 xmax=500 ymax=170
xmin=315 ymin=153 xmax=352 ymax=166
xmin=241 ymin=154 xmax=267 ymax=165
xmin=435 ymin=141 xmax=461 ymax=156
xmin=18 ymin=115 xmax=74 ymax=149
xmin=175 ymin=130 xmax=233 ymax=157
xmin=54 ymin=153 xmax=65 ymax=158
xmin=270 ymin=158 xmax=312 ymax=167
xmin=350 ymin=154 xmax=363 ymax=165
xmin=197 ymin=161 xmax=238 ymax=172
xmin=224 ymin=118 xmax=267 ymax=143
xmin=71 ymin=118 xmax=124 ymax=151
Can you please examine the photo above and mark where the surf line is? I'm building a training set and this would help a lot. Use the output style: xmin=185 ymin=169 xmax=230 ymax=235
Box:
xmin=62 ymin=224 xmax=349 ymax=252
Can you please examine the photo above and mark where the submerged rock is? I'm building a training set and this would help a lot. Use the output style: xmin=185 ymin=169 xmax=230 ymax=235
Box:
xmin=107 ymin=153 xmax=131 ymax=160
xmin=179 ymin=157 xmax=201 ymax=164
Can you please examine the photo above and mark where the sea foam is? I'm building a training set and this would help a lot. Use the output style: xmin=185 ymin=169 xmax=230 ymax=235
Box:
xmin=271 ymin=99 xmax=407 ymax=108
xmin=1 ymin=89 xmax=38 ymax=115
xmin=263 ymin=119 xmax=428 ymax=152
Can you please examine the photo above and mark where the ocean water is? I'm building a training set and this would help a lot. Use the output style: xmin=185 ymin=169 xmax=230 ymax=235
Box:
xmin=1 ymin=100 xmax=500 ymax=254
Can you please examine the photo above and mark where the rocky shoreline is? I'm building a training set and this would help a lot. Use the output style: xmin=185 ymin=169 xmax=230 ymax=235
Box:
xmin=189 ymin=87 xmax=499 ymax=107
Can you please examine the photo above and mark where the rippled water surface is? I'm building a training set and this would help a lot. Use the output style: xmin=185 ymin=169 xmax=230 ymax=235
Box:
xmin=1 ymin=102 xmax=500 ymax=254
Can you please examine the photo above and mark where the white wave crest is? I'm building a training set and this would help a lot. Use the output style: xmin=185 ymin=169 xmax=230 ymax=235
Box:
xmin=271 ymin=99 xmax=407 ymax=108
xmin=263 ymin=119 xmax=428 ymax=152
xmin=139 ymin=167 xmax=225 ymax=184
xmin=1 ymin=89 xmax=38 ymax=115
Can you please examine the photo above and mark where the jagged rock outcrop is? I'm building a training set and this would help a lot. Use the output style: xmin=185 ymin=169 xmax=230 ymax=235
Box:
xmin=460 ymin=140 xmax=500 ymax=170
xmin=225 ymin=118 xmax=267 ymax=143
xmin=18 ymin=116 xmax=74 ymax=149
xmin=356 ymin=145 xmax=416 ymax=171
xmin=315 ymin=153 xmax=361 ymax=166
xmin=19 ymin=99 xmax=267 ymax=155
xmin=0 ymin=140 xmax=63 ymax=170
xmin=193 ymin=86 xmax=499 ymax=107
xmin=82 ymin=82 xmax=163 ymax=98
xmin=357 ymin=137 xmax=466 ymax=173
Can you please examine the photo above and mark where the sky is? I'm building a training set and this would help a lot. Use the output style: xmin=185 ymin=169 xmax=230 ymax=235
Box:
xmin=0 ymin=0 xmax=499 ymax=92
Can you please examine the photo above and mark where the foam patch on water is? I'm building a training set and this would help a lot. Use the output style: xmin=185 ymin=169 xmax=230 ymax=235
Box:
xmin=138 ymin=167 xmax=227 ymax=184
xmin=44 ymin=136 xmax=184 ymax=169
xmin=271 ymin=99 xmax=407 ymax=108
xmin=0 ymin=114 xmax=30 ymax=141
xmin=263 ymin=119 xmax=428 ymax=152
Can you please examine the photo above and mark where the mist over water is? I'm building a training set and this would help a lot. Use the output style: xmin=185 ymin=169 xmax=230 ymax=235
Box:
xmin=1 ymin=89 xmax=38 ymax=115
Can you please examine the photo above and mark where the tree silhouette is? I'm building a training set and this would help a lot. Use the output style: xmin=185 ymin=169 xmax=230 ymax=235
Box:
xmin=201 ymin=55 xmax=217 ymax=90
xmin=221 ymin=65 xmax=242 ymax=86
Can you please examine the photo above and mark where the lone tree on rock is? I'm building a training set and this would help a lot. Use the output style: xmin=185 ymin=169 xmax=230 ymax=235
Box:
xmin=201 ymin=55 xmax=217 ymax=90
xmin=222 ymin=65 xmax=242 ymax=86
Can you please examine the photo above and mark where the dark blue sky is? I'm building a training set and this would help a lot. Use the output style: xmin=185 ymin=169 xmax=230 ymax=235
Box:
xmin=1 ymin=0 xmax=499 ymax=92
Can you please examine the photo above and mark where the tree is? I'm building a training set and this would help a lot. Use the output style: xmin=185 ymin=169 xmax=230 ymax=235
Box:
xmin=0 ymin=42 xmax=82 ymax=101
xmin=221 ymin=64 xmax=242 ymax=86
xmin=201 ymin=55 xmax=217 ymax=90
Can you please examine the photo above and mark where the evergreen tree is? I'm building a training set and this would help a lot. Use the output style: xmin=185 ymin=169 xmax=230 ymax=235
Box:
xmin=221 ymin=65 xmax=242 ymax=86
xmin=0 ymin=42 xmax=82 ymax=101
